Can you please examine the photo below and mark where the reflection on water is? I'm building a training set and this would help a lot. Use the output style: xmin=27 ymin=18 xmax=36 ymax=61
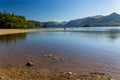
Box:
xmin=77 ymin=29 xmax=120 ymax=42
xmin=0 ymin=28 xmax=118 ymax=57
xmin=0 ymin=29 xmax=120 ymax=44
xmin=0 ymin=33 xmax=27 ymax=45
xmin=108 ymin=29 xmax=120 ymax=40
xmin=33 ymin=26 xmax=120 ymax=31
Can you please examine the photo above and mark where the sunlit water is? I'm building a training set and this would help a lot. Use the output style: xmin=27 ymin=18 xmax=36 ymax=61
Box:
xmin=1 ymin=27 xmax=120 ymax=79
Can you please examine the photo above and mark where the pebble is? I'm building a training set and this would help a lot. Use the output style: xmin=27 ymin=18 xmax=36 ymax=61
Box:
xmin=0 ymin=76 xmax=4 ymax=80
xmin=109 ymin=78 xmax=114 ymax=80
xmin=60 ymin=58 xmax=64 ymax=62
xmin=68 ymin=76 xmax=72 ymax=79
xmin=48 ymin=54 xmax=53 ymax=57
xmin=43 ymin=55 xmax=47 ymax=57
xmin=25 ymin=61 xmax=34 ymax=67
xmin=52 ymin=57 xmax=59 ymax=60
xmin=67 ymin=72 xmax=73 ymax=75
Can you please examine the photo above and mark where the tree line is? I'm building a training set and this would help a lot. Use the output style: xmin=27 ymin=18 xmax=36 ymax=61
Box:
xmin=0 ymin=10 xmax=35 ymax=29
xmin=29 ymin=20 xmax=62 ymax=28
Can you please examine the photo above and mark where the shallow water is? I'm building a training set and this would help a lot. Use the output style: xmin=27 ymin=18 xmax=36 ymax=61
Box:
xmin=1 ymin=27 xmax=120 ymax=79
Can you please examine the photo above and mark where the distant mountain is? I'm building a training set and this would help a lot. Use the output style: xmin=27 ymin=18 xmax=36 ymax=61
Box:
xmin=44 ymin=21 xmax=61 ymax=27
xmin=65 ymin=13 xmax=120 ymax=27
xmin=90 ymin=15 xmax=103 ymax=19
xmin=60 ymin=21 xmax=68 ymax=25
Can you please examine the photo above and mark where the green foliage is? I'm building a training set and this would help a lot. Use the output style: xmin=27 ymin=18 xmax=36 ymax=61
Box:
xmin=83 ymin=24 xmax=93 ymax=27
xmin=0 ymin=11 xmax=35 ymax=29
xmin=29 ymin=20 xmax=61 ymax=28
xmin=29 ymin=20 xmax=45 ymax=27
xmin=44 ymin=22 xmax=59 ymax=27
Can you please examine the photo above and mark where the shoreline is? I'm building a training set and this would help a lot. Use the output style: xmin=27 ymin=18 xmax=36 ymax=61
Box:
xmin=0 ymin=29 xmax=87 ymax=35
xmin=0 ymin=29 xmax=115 ymax=35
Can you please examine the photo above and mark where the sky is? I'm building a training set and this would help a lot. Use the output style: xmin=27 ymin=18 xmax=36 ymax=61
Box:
xmin=0 ymin=0 xmax=120 ymax=22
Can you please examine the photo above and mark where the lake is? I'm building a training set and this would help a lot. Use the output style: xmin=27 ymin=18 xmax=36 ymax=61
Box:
xmin=33 ymin=26 xmax=120 ymax=31
xmin=1 ymin=27 xmax=120 ymax=79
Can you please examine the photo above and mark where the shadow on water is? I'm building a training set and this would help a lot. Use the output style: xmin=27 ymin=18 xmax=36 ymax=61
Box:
xmin=0 ymin=33 xmax=27 ymax=45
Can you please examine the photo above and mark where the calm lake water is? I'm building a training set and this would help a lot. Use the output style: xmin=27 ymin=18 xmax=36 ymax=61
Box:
xmin=34 ymin=26 xmax=120 ymax=31
xmin=1 ymin=27 xmax=120 ymax=79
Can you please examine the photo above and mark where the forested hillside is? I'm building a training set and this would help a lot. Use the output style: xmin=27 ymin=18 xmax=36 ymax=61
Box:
xmin=0 ymin=11 xmax=35 ymax=29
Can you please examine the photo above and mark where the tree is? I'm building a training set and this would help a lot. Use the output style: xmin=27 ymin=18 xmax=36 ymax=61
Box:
xmin=83 ymin=24 xmax=93 ymax=27
xmin=0 ymin=11 xmax=35 ymax=29
xmin=11 ymin=12 xmax=15 ymax=16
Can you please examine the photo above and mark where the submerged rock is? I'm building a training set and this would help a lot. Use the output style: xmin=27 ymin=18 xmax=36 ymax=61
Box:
xmin=67 ymin=72 xmax=73 ymax=75
xmin=43 ymin=55 xmax=47 ymax=57
xmin=109 ymin=78 xmax=114 ymax=80
xmin=48 ymin=54 xmax=53 ymax=57
xmin=52 ymin=57 xmax=59 ymax=60
xmin=0 ymin=76 xmax=4 ymax=80
xmin=90 ymin=72 xmax=105 ymax=76
xmin=60 ymin=58 xmax=64 ymax=62
xmin=44 ymin=54 xmax=53 ymax=57
xmin=25 ymin=61 xmax=34 ymax=67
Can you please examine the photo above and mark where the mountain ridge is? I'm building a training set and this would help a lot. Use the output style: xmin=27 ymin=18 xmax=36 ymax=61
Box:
xmin=65 ymin=13 xmax=120 ymax=27
xmin=30 ymin=13 xmax=120 ymax=27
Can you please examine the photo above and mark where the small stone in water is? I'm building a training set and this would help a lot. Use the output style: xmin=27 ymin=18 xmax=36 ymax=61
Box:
xmin=52 ymin=57 xmax=59 ymax=60
xmin=68 ymin=76 xmax=72 ymax=79
xmin=0 ymin=76 xmax=4 ymax=79
xmin=48 ymin=54 xmax=53 ymax=57
xmin=43 ymin=55 xmax=47 ymax=57
xmin=67 ymin=72 xmax=72 ymax=75
xmin=25 ymin=61 xmax=34 ymax=67
xmin=109 ymin=78 xmax=114 ymax=80
xmin=60 ymin=58 xmax=64 ymax=62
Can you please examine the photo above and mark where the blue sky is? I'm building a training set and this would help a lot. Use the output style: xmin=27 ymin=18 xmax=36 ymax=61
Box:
xmin=0 ymin=0 xmax=120 ymax=22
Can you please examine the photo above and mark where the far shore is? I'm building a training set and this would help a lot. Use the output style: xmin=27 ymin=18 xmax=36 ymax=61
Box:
xmin=0 ymin=29 xmax=87 ymax=35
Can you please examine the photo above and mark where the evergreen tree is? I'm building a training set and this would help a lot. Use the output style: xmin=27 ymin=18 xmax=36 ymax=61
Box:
xmin=0 ymin=11 xmax=35 ymax=29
